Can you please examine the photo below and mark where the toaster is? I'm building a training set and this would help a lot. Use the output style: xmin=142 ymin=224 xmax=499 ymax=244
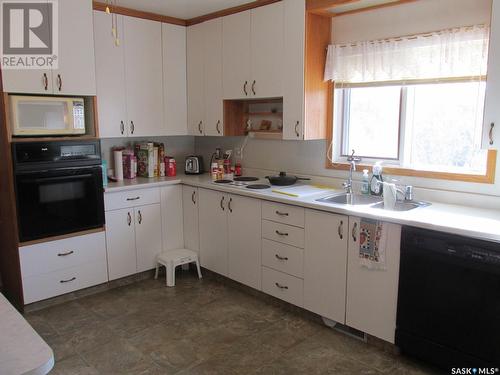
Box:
xmin=185 ymin=155 xmax=204 ymax=175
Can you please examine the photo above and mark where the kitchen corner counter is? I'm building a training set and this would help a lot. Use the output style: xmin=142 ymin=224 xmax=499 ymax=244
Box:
xmin=104 ymin=174 xmax=500 ymax=243
xmin=0 ymin=293 xmax=54 ymax=375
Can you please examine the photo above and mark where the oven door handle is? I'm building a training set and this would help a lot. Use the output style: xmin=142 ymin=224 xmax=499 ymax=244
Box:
xmin=31 ymin=174 xmax=93 ymax=183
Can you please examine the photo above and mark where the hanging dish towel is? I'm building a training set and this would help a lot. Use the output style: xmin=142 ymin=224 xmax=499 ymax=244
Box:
xmin=359 ymin=218 xmax=387 ymax=270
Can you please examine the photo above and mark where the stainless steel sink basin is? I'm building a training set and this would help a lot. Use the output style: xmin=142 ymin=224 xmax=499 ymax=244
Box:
xmin=316 ymin=194 xmax=383 ymax=206
xmin=371 ymin=201 xmax=431 ymax=211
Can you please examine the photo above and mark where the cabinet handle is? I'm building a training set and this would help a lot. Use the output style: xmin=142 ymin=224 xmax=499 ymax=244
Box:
xmin=294 ymin=121 xmax=300 ymax=137
xmin=275 ymin=282 xmax=288 ymax=290
xmin=198 ymin=121 xmax=203 ymax=134
xmin=228 ymin=197 xmax=233 ymax=213
xmin=489 ymin=122 xmax=495 ymax=145
xmin=127 ymin=212 xmax=132 ymax=226
xmin=243 ymin=81 xmax=248 ymax=96
xmin=338 ymin=220 xmax=343 ymax=240
xmin=352 ymin=222 xmax=358 ymax=242
xmin=251 ymin=80 xmax=256 ymax=95
xmin=57 ymin=250 xmax=74 ymax=257
xmin=275 ymin=210 xmax=289 ymax=217
xmin=220 ymin=196 xmax=225 ymax=211
xmin=120 ymin=121 xmax=124 ymax=135
xmin=130 ymin=121 xmax=135 ymax=134
xmin=275 ymin=254 xmax=288 ymax=261
xmin=137 ymin=210 xmax=142 ymax=224
xmin=60 ymin=277 xmax=76 ymax=283
xmin=275 ymin=230 xmax=288 ymax=236
xmin=216 ymin=120 xmax=221 ymax=134
xmin=126 ymin=196 xmax=140 ymax=201
xmin=191 ymin=191 xmax=196 ymax=204
xmin=43 ymin=73 xmax=48 ymax=90
xmin=57 ymin=74 xmax=62 ymax=91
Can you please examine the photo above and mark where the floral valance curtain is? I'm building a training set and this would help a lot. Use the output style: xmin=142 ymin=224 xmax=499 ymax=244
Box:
xmin=324 ymin=25 xmax=490 ymax=85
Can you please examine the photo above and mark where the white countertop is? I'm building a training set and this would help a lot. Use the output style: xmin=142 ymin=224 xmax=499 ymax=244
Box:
xmin=0 ymin=293 xmax=54 ymax=375
xmin=106 ymin=174 xmax=500 ymax=243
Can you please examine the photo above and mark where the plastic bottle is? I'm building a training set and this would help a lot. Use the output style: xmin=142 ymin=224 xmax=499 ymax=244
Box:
xmin=370 ymin=162 xmax=383 ymax=196
xmin=361 ymin=169 xmax=370 ymax=195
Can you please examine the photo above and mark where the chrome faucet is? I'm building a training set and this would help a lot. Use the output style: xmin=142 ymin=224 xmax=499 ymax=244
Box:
xmin=396 ymin=185 xmax=413 ymax=201
xmin=343 ymin=150 xmax=362 ymax=197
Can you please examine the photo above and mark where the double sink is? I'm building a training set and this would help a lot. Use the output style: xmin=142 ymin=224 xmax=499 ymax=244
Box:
xmin=316 ymin=193 xmax=431 ymax=211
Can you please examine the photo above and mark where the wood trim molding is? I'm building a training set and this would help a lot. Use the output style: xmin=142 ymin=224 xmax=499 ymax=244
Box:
xmin=326 ymin=149 xmax=497 ymax=184
xmin=186 ymin=0 xmax=281 ymax=26
xmin=92 ymin=2 xmax=187 ymax=26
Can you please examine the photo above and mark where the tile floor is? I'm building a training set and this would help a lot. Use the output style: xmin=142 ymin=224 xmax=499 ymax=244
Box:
xmin=24 ymin=271 xmax=441 ymax=375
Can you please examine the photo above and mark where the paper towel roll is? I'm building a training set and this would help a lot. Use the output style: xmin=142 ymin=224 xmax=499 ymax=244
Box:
xmin=113 ymin=150 xmax=124 ymax=181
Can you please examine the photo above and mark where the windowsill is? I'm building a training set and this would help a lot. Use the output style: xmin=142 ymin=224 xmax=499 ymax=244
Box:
xmin=325 ymin=149 xmax=497 ymax=184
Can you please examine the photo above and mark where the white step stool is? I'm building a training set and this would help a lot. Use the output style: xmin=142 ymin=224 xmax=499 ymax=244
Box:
xmin=154 ymin=249 xmax=202 ymax=287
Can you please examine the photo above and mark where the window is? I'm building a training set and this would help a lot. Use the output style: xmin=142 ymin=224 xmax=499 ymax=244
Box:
xmin=337 ymin=81 xmax=487 ymax=173
xmin=326 ymin=25 xmax=491 ymax=176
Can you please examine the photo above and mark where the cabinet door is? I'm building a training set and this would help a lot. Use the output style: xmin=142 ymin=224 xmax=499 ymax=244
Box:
xmin=250 ymin=2 xmax=284 ymax=98
xmin=161 ymin=185 xmax=184 ymax=251
xmin=162 ymin=23 xmax=188 ymax=136
xmin=227 ymin=194 xmax=262 ymax=290
xmin=187 ymin=23 xmax=205 ymax=135
xmin=198 ymin=189 xmax=228 ymax=276
xmin=346 ymin=217 xmax=401 ymax=343
xmin=304 ymin=209 xmax=348 ymax=323
xmin=135 ymin=204 xmax=163 ymax=273
xmin=105 ymin=208 xmax=137 ymax=280
xmin=182 ymin=186 xmax=199 ymax=252
xmin=93 ymin=11 xmax=128 ymax=138
xmin=53 ymin=0 xmax=96 ymax=95
xmin=123 ymin=16 xmax=164 ymax=137
xmin=203 ymin=19 xmax=224 ymax=136
xmin=222 ymin=11 xmax=251 ymax=99
xmin=283 ymin=0 xmax=305 ymax=140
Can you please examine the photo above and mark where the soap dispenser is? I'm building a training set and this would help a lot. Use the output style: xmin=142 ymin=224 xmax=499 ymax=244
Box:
xmin=361 ymin=169 xmax=370 ymax=195
xmin=370 ymin=162 xmax=383 ymax=196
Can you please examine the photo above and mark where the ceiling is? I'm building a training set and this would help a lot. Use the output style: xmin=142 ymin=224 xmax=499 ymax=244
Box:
xmin=328 ymin=0 xmax=400 ymax=15
xmin=116 ymin=0 xmax=256 ymax=19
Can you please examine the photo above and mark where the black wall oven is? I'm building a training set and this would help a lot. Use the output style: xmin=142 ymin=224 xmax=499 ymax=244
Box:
xmin=13 ymin=140 xmax=104 ymax=242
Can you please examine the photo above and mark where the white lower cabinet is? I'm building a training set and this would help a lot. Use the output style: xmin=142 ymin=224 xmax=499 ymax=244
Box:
xmin=161 ymin=186 xmax=184 ymax=251
xmin=198 ymin=188 xmax=262 ymax=288
xmin=346 ymin=217 xmax=401 ymax=343
xmin=19 ymin=232 xmax=108 ymax=304
xmin=182 ymin=186 xmax=200 ymax=252
xmin=304 ymin=209 xmax=348 ymax=323
xmin=135 ymin=204 xmax=163 ymax=273
xmin=262 ymin=266 xmax=303 ymax=307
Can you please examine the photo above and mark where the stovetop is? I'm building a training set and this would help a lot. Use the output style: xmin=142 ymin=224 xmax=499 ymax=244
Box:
xmin=212 ymin=177 xmax=271 ymax=190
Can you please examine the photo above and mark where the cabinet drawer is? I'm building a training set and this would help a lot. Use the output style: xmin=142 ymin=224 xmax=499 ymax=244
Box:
xmin=20 ymin=232 xmax=106 ymax=278
xmin=262 ymin=239 xmax=303 ymax=278
xmin=262 ymin=220 xmax=304 ymax=248
xmin=262 ymin=266 xmax=303 ymax=307
xmin=262 ymin=201 xmax=304 ymax=228
xmin=22 ymin=260 xmax=108 ymax=304
xmin=104 ymin=187 xmax=160 ymax=211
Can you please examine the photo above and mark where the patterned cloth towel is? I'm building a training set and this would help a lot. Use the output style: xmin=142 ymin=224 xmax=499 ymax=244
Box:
xmin=359 ymin=218 xmax=387 ymax=270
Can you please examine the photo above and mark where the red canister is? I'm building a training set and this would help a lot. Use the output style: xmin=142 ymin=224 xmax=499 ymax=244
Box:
xmin=167 ymin=157 xmax=176 ymax=177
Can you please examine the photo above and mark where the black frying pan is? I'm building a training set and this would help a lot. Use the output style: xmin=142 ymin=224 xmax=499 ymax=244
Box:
xmin=265 ymin=172 xmax=311 ymax=186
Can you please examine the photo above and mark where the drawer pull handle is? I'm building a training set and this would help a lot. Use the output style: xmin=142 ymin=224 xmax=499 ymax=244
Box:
xmin=275 ymin=254 xmax=288 ymax=261
xmin=57 ymin=74 xmax=62 ymax=91
xmin=251 ymin=80 xmax=256 ymax=95
xmin=137 ymin=210 xmax=142 ymax=224
xmin=216 ymin=120 xmax=221 ymax=134
xmin=220 ymin=196 xmax=225 ymax=211
xmin=57 ymin=250 xmax=74 ymax=257
xmin=127 ymin=212 xmax=132 ymax=226
xmin=275 ymin=211 xmax=289 ymax=216
xmin=60 ymin=277 xmax=76 ymax=283
xmin=243 ymin=81 xmax=248 ymax=96
xmin=275 ymin=230 xmax=288 ymax=236
xmin=130 ymin=121 xmax=135 ymax=134
xmin=126 ymin=196 xmax=140 ymax=201
xmin=43 ymin=73 xmax=48 ymax=90
xmin=120 ymin=121 xmax=125 ymax=135
xmin=338 ymin=220 xmax=343 ymax=240
xmin=228 ymin=197 xmax=233 ymax=213
xmin=352 ymin=222 xmax=358 ymax=242
xmin=191 ymin=191 xmax=196 ymax=204
xmin=275 ymin=282 xmax=288 ymax=290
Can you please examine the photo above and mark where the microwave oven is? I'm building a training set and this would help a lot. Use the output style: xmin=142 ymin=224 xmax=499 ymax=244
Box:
xmin=10 ymin=95 xmax=86 ymax=136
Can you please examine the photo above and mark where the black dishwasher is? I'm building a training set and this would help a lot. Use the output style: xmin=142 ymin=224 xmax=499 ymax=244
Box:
xmin=396 ymin=227 xmax=500 ymax=369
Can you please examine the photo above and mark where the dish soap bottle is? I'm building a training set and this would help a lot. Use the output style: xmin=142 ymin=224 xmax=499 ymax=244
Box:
xmin=370 ymin=162 xmax=383 ymax=196
xmin=361 ymin=169 xmax=370 ymax=195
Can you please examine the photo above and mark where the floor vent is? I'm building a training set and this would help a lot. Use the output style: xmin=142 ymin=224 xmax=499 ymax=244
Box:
xmin=321 ymin=317 xmax=367 ymax=342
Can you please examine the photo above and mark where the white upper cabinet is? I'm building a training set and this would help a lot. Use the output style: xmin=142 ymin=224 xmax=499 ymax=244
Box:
xmin=162 ymin=23 xmax=188 ymax=136
xmin=187 ymin=23 xmax=206 ymax=136
xmin=93 ymin=11 xmax=128 ymax=137
xmin=222 ymin=11 xmax=252 ymax=99
xmin=283 ymin=0 xmax=305 ymax=140
xmin=53 ymin=0 xmax=96 ymax=95
xmin=203 ymin=19 xmax=224 ymax=136
xmin=2 ymin=0 xmax=95 ymax=95
xmin=250 ymin=2 xmax=283 ymax=98
xmin=123 ymin=16 xmax=164 ymax=137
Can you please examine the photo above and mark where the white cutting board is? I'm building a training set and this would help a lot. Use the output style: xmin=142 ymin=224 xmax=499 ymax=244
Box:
xmin=271 ymin=184 xmax=336 ymax=198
